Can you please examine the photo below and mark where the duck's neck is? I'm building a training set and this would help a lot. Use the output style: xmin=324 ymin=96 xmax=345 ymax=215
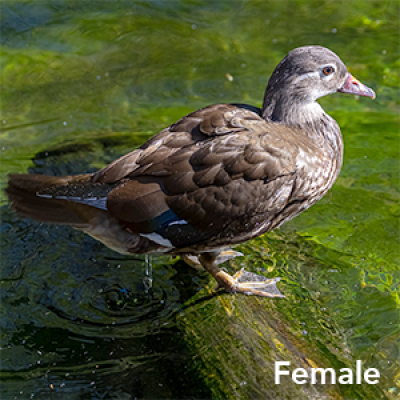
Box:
xmin=262 ymin=92 xmax=343 ymax=157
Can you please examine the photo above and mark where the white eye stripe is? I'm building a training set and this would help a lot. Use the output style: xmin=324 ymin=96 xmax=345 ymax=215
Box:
xmin=294 ymin=71 xmax=320 ymax=83
xmin=295 ymin=66 xmax=337 ymax=84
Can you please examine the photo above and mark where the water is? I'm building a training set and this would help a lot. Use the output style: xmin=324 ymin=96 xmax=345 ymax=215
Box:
xmin=1 ymin=1 xmax=399 ymax=399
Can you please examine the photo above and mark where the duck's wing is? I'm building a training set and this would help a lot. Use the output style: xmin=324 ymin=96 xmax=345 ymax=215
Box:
xmin=92 ymin=104 xmax=264 ymax=183
xmin=95 ymin=104 xmax=298 ymax=248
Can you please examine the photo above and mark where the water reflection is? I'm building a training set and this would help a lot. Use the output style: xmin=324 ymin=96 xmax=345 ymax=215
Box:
xmin=1 ymin=206 xmax=214 ymax=399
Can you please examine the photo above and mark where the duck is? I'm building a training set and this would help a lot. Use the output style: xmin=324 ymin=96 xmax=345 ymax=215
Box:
xmin=6 ymin=46 xmax=375 ymax=298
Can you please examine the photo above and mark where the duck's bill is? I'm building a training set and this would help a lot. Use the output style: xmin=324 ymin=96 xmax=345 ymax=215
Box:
xmin=338 ymin=74 xmax=376 ymax=99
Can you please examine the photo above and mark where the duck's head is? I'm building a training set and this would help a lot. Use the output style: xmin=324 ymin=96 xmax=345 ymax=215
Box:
xmin=263 ymin=46 xmax=375 ymax=121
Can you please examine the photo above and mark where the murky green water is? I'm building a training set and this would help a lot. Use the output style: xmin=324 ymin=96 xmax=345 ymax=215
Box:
xmin=1 ymin=1 xmax=399 ymax=399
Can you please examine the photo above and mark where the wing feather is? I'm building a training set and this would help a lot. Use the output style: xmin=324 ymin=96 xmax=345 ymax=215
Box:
xmin=89 ymin=103 xmax=299 ymax=245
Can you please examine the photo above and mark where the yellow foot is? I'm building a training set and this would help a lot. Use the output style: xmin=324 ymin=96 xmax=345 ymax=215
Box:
xmin=218 ymin=268 xmax=284 ymax=298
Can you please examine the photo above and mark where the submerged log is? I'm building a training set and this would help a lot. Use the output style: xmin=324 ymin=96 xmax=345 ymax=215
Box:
xmin=176 ymin=233 xmax=390 ymax=400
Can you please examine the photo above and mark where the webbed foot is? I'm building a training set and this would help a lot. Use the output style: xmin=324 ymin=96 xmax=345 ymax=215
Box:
xmin=227 ymin=268 xmax=284 ymax=298
xmin=199 ymin=253 xmax=284 ymax=298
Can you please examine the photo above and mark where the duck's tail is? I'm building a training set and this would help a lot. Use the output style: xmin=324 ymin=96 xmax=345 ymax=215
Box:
xmin=5 ymin=173 xmax=103 ymax=227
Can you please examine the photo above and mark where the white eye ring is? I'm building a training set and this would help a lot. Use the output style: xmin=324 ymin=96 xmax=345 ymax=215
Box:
xmin=322 ymin=66 xmax=335 ymax=76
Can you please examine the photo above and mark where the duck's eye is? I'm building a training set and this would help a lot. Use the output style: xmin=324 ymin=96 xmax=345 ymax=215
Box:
xmin=322 ymin=66 xmax=335 ymax=76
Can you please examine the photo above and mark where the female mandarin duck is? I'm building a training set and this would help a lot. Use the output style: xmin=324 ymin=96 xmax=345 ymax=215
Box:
xmin=7 ymin=46 xmax=375 ymax=298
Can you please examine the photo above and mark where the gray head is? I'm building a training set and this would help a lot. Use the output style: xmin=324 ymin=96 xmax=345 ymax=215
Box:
xmin=266 ymin=46 xmax=348 ymax=103
xmin=262 ymin=46 xmax=375 ymax=122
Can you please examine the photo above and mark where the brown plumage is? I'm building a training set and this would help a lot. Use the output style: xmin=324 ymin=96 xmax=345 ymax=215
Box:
xmin=6 ymin=46 xmax=375 ymax=297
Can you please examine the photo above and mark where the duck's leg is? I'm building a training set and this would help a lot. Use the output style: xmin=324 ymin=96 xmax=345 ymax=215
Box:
xmin=198 ymin=252 xmax=284 ymax=298
xmin=182 ymin=249 xmax=244 ymax=270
